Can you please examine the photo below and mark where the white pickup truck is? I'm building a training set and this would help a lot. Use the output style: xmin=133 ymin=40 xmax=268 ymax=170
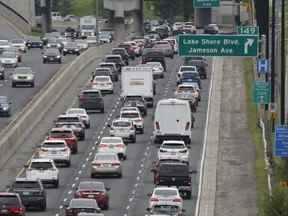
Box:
xmin=26 ymin=158 xmax=59 ymax=188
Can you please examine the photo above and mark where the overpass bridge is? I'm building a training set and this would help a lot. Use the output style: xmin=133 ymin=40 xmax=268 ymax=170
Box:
xmin=0 ymin=0 xmax=35 ymax=33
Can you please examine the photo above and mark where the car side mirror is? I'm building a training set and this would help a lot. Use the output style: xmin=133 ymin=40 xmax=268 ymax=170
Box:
xmin=63 ymin=203 xmax=69 ymax=208
xmin=182 ymin=209 xmax=186 ymax=212
xmin=187 ymin=145 xmax=191 ymax=149
xmin=105 ymin=187 xmax=111 ymax=191
xmin=147 ymin=193 xmax=152 ymax=197
xmin=107 ymin=124 xmax=111 ymax=128
xmin=24 ymin=164 xmax=29 ymax=168
xmin=146 ymin=207 xmax=151 ymax=212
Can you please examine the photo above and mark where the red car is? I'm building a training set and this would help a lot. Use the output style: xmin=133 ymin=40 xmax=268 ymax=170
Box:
xmin=46 ymin=127 xmax=78 ymax=154
xmin=74 ymin=181 xmax=110 ymax=210
xmin=0 ymin=192 xmax=26 ymax=216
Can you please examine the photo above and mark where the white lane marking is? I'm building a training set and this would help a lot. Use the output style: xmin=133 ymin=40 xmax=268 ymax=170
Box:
xmin=78 ymin=170 xmax=82 ymax=174
xmin=63 ymin=198 xmax=67 ymax=202
xmin=126 ymin=206 xmax=130 ymax=210
xmin=89 ymin=152 xmax=92 ymax=156
xmin=97 ymin=136 xmax=101 ymax=140
xmin=75 ymin=177 xmax=79 ymax=181
xmin=82 ymin=164 xmax=86 ymax=168
xmin=134 ymin=183 xmax=138 ymax=188
xmin=129 ymin=197 xmax=134 ymax=202
xmin=100 ymin=131 xmax=103 ymax=135
xmin=92 ymin=146 xmax=96 ymax=150
xmin=132 ymin=189 xmax=136 ymax=194
xmin=194 ymin=58 xmax=215 ymax=216
xmin=59 ymin=205 xmax=63 ymax=209
xmin=140 ymin=163 xmax=144 ymax=168
xmin=72 ymin=183 xmax=75 ymax=188
xmin=138 ymin=170 xmax=142 ymax=174
xmin=136 ymin=176 xmax=140 ymax=181
xmin=86 ymin=157 xmax=89 ymax=161
xmin=68 ymin=190 xmax=72 ymax=195
xmin=55 ymin=213 xmax=59 ymax=216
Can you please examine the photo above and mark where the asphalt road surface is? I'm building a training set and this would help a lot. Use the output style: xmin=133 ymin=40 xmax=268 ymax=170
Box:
xmin=14 ymin=54 xmax=212 ymax=216
xmin=0 ymin=17 xmax=76 ymax=129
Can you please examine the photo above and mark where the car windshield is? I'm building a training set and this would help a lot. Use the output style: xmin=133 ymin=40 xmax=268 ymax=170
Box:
xmin=182 ymin=73 xmax=198 ymax=79
xmin=70 ymin=199 xmax=96 ymax=209
xmin=95 ymin=77 xmax=110 ymax=82
xmin=82 ymin=25 xmax=94 ymax=30
xmin=121 ymin=112 xmax=139 ymax=118
xmin=13 ymin=181 xmax=40 ymax=189
xmin=95 ymin=154 xmax=117 ymax=161
xmin=152 ymin=205 xmax=179 ymax=214
xmin=101 ymin=138 xmax=121 ymax=143
xmin=67 ymin=109 xmax=86 ymax=115
xmin=181 ymin=67 xmax=196 ymax=72
xmin=82 ymin=91 xmax=100 ymax=97
xmin=42 ymin=142 xmax=65 ymax=148
xmin=14 ymin=68 xmax=32 ymax=74
xmin=178 ymin=86 xmax=195 ymax=92
xmin=45 ymin=50 xmax=58 ymax=55
xmin=162 ymin=143 xmax=185 ymax=149
xmin=78 ymin=182 xmax=104 ymax=191
xmin=57 ymin=117 xmax=79 ymax=122
xmin=2 ymin=52 xmax=15 ymax=58
xmin=30 ymin=162 xmax=53 ymax=169
xmin=113 ymin=121 xmax=131 ymax=127
xmin=0 ymin=196 xmax=19 ymax=206
xmin=65 ymin=42 xmax=77 ymax=48
xmin=159 ymin=164 xmax=189 ymax=176
xmin=105 ymin=56 xmax=120 ymax=61
xmin=146 ymin=62 xmax=161 ymax=67
xmin=154 ymin=189 xmax=178 ymax=197
xmin=50 ymin=131 xmax=72 ymax=137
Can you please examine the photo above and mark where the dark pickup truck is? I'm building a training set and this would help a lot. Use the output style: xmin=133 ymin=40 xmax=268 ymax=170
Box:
xmin=151 ymin=160 xmax=193 ymax=199
xmin=7 ymin=178 xmax=47 ymax=211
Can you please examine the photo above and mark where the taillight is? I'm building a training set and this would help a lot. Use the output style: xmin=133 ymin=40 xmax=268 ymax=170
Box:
xmin=179 ymin=149 xmax=187 ymax=153
xmin=79 ymin=94 xmax=86 ymax=100
xmin=116 ymin=144 xmax=125 ymax=148
xmin=74 ymin=191 xmax=81 ymax=198
xmin=185 ymin=122 xmax=190 ymax=130
xmin=150 ymin=197 xmax=159 ymax=202
xmin=92 ymin=162 xmax=101 ymax=167
xmin=61 ymin=148 xmax=68 ymax=152
xmin=99 ymin=144 xmax=108 ymax=148
xmin=112 ymin=162 xmax=120 ymax=166
xmin=9 ymin=207 xmax=24 ymax=214
xmin=173 ymin=198 xmax=182 ymax=202
xmin=155 ymin=121 xmax=160 ymax=130
xmin=41 ymin=149 xmax=48 ymax=152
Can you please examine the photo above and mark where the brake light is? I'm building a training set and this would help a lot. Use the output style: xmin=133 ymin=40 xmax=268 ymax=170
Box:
xmin=9 ymin=207 xmax=24 ymax=214
xmin=74 ymin=191 xmax=81 ymax=198
xmin=150 ymin=197 xmax=159 ymax=202
xmin=112 ymin=162 xmax=120 ymax=166
xmin=155 ymin=121 xmax=160 ymax=130
xmin=41 ymin=149 xmax=48 ymax=152
xmin=173 ymin=198 xmax=182 ymax=202
xmin=116 ymin=144 xmax=125 ymax=148
xmin=79 ymin=94 xmax=86 ymax=100
xmin=92 ymin=162 xmax=101 ymax=167
xmin=185 ymin=122 xmax=190 ymax=130
xmin=99 ymin=144 xmax=109 ymax=148
xmin=61 ymin=147 xmax=68 ymax=152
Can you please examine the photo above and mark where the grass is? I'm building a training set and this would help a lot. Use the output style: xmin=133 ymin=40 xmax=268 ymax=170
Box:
xmin=28 ymin=27 xmax=43 ymax=37
xmin=243 ymin=58 xmax=269 ymax=213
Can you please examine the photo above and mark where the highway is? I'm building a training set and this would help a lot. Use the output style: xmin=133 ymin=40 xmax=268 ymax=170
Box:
xmin=11 ymin=53 xmax=212 ymax=216
xmin=0 ymin=17 xmax=76 ymax=129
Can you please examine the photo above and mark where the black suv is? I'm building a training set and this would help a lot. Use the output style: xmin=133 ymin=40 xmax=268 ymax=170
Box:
xmin=78 ymin=89 xmax=104 ymax=113
xmin=123 ymin=96 xmax=148 ymax=116
xmin=111 ymin=48 xmax=129 ymax=65
xmin=142 ymin=48 xmax=166 ymax=71
xmin=42 ymin=48 xmax=62 ymax=64
xmin=151 ymin=160 xmax=193 ymax=199
xmin=63 ymin=42 xmax=80 ymax=56
xmin=7 ymin=178 xmax=46 ymax=211
xmin=0 ymin=192 xmax=26 ymax=215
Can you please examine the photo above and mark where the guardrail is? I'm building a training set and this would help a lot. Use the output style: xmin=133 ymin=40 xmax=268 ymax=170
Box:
xmin=0 ymin=1 xmax=31 ymax=33
xmin=0 ymin=45 xmax=112 ymax=168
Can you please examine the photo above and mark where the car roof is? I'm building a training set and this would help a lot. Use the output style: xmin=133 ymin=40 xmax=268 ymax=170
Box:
xmin=30 ymin=158 xmax=54 ymax=163
xmin=162 ymin=140 xmax=185 ymax=144
xmin=112 ymin=118 xmax=132 ymax=123
xmin=105 ymin=54 xmax=121 ymax=58
xmin=50 ymin=127 xmax=73 ymax=132
xmin=43 ymin=139 xmax=66 ymax=144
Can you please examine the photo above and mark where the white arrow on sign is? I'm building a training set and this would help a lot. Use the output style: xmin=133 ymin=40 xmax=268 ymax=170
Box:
xmin=244 ymin=38 xmax=254 ymax=54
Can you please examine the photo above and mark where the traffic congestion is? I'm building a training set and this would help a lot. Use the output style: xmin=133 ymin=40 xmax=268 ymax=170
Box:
xmin=0 ymin=19 xmax=212 ymax=216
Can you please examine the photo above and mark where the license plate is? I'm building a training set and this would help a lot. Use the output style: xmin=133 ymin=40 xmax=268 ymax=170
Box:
xmin=50 ymin=58 xmax=53 ymax=60
xmin=23 ymin=191 xmax=30 ymax=195
xmin=88 ymin=194 xmax=94 ymax=198
xmin=109 ymin=146 xmax=114 ymax=149
xmin=51 ymin=151 xmax=57 ymax=154
xmin=103 ymin=164 xmax=111 ymax=167
xmin=1 ymin=209 xmax=8 ymax=213
xmin=171 ymin=152 xmax=177 ymax=155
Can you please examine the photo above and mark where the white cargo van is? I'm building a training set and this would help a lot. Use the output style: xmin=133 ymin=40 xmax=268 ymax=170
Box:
xmin=153 ymin=98 xmax=192 ymax=144
xmin=121 ymin=66 xmax=154 ymax=107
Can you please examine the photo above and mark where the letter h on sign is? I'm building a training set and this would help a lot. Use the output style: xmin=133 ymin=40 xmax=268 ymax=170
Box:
xmin=257 ymin=58 xmax=269 ymax=74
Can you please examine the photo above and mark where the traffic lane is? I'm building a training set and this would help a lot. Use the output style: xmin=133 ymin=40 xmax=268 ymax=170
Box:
xmin=0 ymin=17 xmax=20 ymax=39
xmin=0 ymin=49 xmax=76 ymax=129
xmin=23 ymin=55 xmax=144 ymax=216
xmin=129 ymin=58 xmax=213 ymax=216
xmin=24 ymin=56 xmax=180 ymax=216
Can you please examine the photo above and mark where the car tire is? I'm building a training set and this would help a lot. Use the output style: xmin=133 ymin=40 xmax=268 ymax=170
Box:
xmin=86 ymin=123 xmax=90 ymax=129
xmin=131 ymin=136 xmax=136 ymax=143
xmin=100 ymin=108 xmax=104 ymax=113
xmin=40 ymin=200 xmax=46 ymax=211
xmin=76 ymin=53 xmax=80 ymax=56
xmin=80 ymin=134 xmax=85 ymax=141
xmin=185 ymin=191 xmax=192 ymax=199
xmin=66 ymin=160 xmax=71 ymax=167
xmin=91 ymin=173 xmax=95 ymax=178
xmin=31 ymin=82 xmax=34 ymax=88
xmin=103 ymin=204 xmax=109 ymax=210
xmin=72 ymin=146 xmax=78 ymax=154
xmin=11 ymin=83 xmax=16 ymax=88
xmin=170 ymin=55 xmax=174 ymax=59
xmin=140 ymin=128 xmax=144 ymax=134
xmin=63 ymin=53 xmax=66 ymax=56
xmin=54 ymin=180 xmax=59 ymax=188
xmin=58 ymin=59 xmax=62 ymax=64
xmin=43 ymin=60 xmax=46 ymax=64
xmin=118 ymin=173 xmax=122 ymax=178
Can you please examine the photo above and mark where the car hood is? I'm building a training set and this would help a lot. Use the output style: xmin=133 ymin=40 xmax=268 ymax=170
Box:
xmin=13 ymin=73 xmax=34 ymax=79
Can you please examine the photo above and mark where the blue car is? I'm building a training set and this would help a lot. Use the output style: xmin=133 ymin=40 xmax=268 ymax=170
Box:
xmin=0 ymin=96 xmax=11 ymax=117
xmin=178 ymin=71 xmax=202 ymax=89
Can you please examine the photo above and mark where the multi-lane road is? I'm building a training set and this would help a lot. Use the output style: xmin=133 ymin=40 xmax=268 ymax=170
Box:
xmin=12 ymin=54 xmax=212 ymax=216
xmin=0 ymin=17 xmax=76 ymax=129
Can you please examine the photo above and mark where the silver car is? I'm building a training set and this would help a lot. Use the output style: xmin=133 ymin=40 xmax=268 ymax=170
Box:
xmin=109 ymin=118 xmax=136 ymax=143
xmin=11 ymin=67 xmax=35 ymax=87
xmin=0 ymin=51 xmax=18 ymax=68
xmin=66 ymin=108 xmax=90 ymax=128
xmin=91 ymin=152 xmax=122 ymax=178
xmin=37 ymin=139 xmax=71 ymax=167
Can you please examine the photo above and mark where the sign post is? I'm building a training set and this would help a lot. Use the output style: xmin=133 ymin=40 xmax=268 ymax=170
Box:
xmin=178 ymin=34 xmax=259 ymax=57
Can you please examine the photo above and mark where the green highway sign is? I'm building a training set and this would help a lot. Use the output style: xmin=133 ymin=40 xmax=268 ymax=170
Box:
xmin=237 ymin=26 xmax=259 ymax=35
xmin=178 ymin=34 xmax=259 ymax=57
xmin=253 ymin=81 xmax=271 ymax=104
xmin=193 ymin=0 xmax=220 ymax=8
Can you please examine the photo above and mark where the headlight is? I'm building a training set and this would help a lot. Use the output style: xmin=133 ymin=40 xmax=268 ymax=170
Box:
xmin=2 ymin=106 xmax=8 ymax=110
xmin=47 ymin=44 xmax=51 ymax=47
xmin=63 ymin=48 xmax=67 ymax=51
xmin=43 ymin=55 xmax=47 ymax=58
xmin=57 ymin=44 xmax=61 ymax=48
xmin=75 ymin=49 xmax=79 ymax=51
xmin=56 ymin=55 xmax=61 ymax=58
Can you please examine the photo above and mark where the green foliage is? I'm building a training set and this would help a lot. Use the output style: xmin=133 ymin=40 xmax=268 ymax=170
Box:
xmin=55 ymin=0 xmax=72 ymax=16
xmin=70 ymin=0 xmax=94 ymax=16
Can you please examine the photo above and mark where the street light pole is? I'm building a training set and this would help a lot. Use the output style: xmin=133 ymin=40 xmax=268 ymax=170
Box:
xmin=280 ymin=0 xmax=286 ymax=124
xmin=271 ymin=0 xmax=276 ymax=105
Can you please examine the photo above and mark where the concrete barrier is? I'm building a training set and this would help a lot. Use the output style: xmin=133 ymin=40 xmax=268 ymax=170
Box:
xmin=0 ymin=44 xmax=112 ymax=167
xmin=0 ymin=1 xmax=31 ymax=33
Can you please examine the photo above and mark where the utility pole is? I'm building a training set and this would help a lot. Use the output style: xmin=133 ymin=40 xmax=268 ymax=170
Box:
xmin=235 ymin=0 xmax=241 ymax=25
xmin=280 ymin=0 xmax=286 ymax=124
xmin=271 ymin=0 xmax=276 ymax=106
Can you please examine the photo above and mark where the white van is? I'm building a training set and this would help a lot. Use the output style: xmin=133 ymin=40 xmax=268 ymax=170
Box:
xmin=153 ymin=98 xmax=192 ymax=144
